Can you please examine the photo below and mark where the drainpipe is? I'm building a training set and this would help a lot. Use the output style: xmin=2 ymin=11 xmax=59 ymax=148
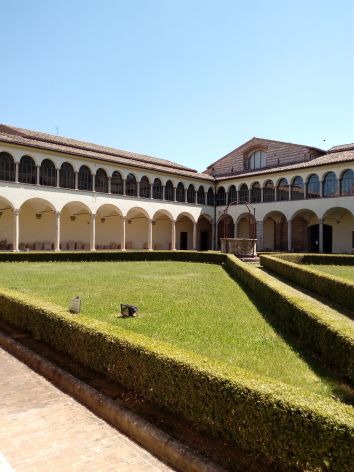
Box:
xmin=214 ymin=179 xmax=217 ymax=250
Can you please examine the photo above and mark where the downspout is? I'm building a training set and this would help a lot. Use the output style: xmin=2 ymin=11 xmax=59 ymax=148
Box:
xmin=214 ymin=178 xmax=217 ymax=250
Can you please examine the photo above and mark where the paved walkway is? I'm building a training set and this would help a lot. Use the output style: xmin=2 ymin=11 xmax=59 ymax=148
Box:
xmin=0 ymin=347 xmax=173 ymax=472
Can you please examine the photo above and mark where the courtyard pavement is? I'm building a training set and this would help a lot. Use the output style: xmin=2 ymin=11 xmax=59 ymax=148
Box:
xmin=0 ymin=347 xmax=173 ymax=472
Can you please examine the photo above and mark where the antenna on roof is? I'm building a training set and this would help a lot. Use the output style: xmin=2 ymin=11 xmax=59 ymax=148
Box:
xmin=56 ymin=127 xmax=59 ymax=136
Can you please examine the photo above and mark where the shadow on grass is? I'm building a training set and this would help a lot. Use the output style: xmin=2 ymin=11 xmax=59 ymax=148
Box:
xmin=223 ymin=264 xmax=354 ymax=406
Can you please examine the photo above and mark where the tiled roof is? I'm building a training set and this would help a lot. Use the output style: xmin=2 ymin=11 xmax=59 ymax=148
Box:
xmin=327 ymin=143 xmax=354 ymax=153
xmin=0 ymin=125 xmax=214 ymax=182
xmin=216 ymin=150 xmax=354 ymax=182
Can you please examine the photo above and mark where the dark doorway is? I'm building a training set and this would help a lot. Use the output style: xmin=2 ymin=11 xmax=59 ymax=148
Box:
xmin=180 ymin=231 xmax=188 ymax=250
xmin=200 ymin=231 xmax=209 ymax=250
xmin=309 ymin=224 xmax=332 ymax=253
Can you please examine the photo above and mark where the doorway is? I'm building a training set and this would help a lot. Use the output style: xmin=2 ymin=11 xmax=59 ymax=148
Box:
xmin=180 ymin=232 xmax=188 ymax=250
xmin=200 ymin=231 xmax=209 ymax=250
xmin=309 ymin=224 xmax=332 ymax=253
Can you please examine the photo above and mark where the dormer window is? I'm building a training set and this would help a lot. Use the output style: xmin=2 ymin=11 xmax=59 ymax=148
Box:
xmin=248 ymin=150 xmax=266 ymax=170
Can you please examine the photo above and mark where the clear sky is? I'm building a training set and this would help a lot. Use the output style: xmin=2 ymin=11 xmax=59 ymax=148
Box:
xmin=1 ymin=0 xmax=353 ymax=171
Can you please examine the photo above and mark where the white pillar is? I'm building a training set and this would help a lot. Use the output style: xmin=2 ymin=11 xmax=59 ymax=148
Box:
xmin=108 ymin=177 xmax=112 ymax=194
xmin=90 ymin=214 xmax=96 ymax=251
xmin=148 ymin=219 xmax=153 ymax=250
xmin=150 ymin=184 xmax=154 ymax=199
xmin=36 ymin=166 xmax=40 ymax=185
xmin=162 ymin=185 xmax=165 ymax=201
xmin=287 ymin=220 xmax=292 ymax=252
xmin=92 ymin=174 xmax=96 ymax=192
xmin=55 ymin=211 xmax=60 ymax=251
xmin=260 ymin=187 xmax=264 ymax=202
xmin=136 ymin=181 xmax=140 ymax=197
xmin=185 ymin=189 xmax=188 ymax=203
xmin=319 ymin=218 xmax=323 ymax=253
xmin=192 ymin=222 xmax=197 ymax=250
xmin=234 ymin=222 xmax=238 ymax=238
xmin=256 ymin=221 xmax=264 ymax=251
xmin=122 ymin=179 xmax=126 ymax=196
xmin=56 ymin=169 xmax=60 ymax=188
xmin=320 ymin=181 xmax=323 ymax=198
xmin=15 ymin=162 xmax=19 ymax=183
xmin=121 ymin=217 xmax=126 ymax=251
xmin=75 ymin=172 xmax=78 ymax=190
xmin=171 ymin=220 xmax=176 ymax=250
xmin=211 ymin=220 xmax=216 ymax=250
xmin=173 ymin=187 xmax=177 ymax=202
xmin=13 ymin=209 xmax=19 ymax=252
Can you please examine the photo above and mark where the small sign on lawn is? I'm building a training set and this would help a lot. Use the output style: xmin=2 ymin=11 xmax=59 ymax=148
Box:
xmin=69 ymin=296 xmax=81 ymax=314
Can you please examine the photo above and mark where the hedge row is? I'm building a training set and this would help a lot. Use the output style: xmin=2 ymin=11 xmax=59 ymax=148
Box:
xmin=260 ymin=254 xmax=354 ymax=312
xmin=265 ymin=253 xmax=354 ymax=266
xmin=225 ymin=255 xmax=354 ymax=385
xmin=0 ymin=284 xmax=353 ymax=471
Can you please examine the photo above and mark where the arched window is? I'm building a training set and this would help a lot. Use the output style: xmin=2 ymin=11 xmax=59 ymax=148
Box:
xmin=197 ymin=186 xmax=205 ymax=205
xmin=187 ymin=184 xmax=195 ymax=203
xmin=207 ymin=187 xmax=214 ymax=206
xmin=340 ymin=170 xmax=354 ymax=196
xmin=176 ymin=182 xmax=185 ymax=202
xmin=40 ymin=159 xmax=56 ymax=186
xmin=228 ymin=185 xmax=237 ymax=204
xmin=140 ymin=176 xmax=150 ymax=198
xmin=263 ymin=180 xmax=275 ymax=202
xmin=307 ymin=174 xmax=320 ymax=199
xmin=59 ymin=162 xmax=75 ymax=189
xmin=248 ymin=151 xmax=266 ymax=170
xmin=291 ymin=176 xmax=304 ymax=200
xmin=78 ymin=165 xmax=92 ymax=191
xmin=126 ymin=173 xmax=137 ymax=196
xmin=277 ymin=179 xmax=289 ymax=201
xmin=153 ymin=178 xmax=163 ymax=199
xmin=323 ymin=172 xmax=338 ymax=197
xmin=216 ymin=187 xmax=226 ymax=206
xmin=239 ymin=184 xmax=248 ymax=203
xmin=0 ymin=152 xmax=15 ymax=182
xmin=19 ymin=156 xmax=36 ymax=184
xmin=111 ymin=171 xmax=123 ymax=195
xmin=165 ymin=180 xmax=174 ymax=201
xmin=95 ymin=168 xmax=108 ymax=193
xmin=251 ymin=182 xmax=261 ymax=203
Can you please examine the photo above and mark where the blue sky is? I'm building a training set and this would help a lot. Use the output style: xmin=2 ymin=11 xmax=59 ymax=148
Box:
xmin=1 ymin=0 xmax=353 ymax=170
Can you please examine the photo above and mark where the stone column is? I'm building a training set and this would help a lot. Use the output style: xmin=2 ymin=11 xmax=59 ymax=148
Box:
xmin=13 ymin=209 xmax=19 ymax=252
xmin=90 ymin=214 xmax=96 ymax=251
xmin=108 ymin=177 xmax=112 ymax=194
xmin=234 ymin=222 xmax=238 ymax=238
xmin=192 ymin=222 xmax=197 ymax=250
xmin=319 ymin=218 xmax=323 ymax=253
xmin=36 ymin=166 xmax=40 ymax=185
xmin=185 ymin=189 xmax=188 ymax=203
xmin=92 ymin=174 xmax=96 ymax=192
xmin=260 ymin=187 xmax=264 ymax=203
xmin=162 ymin=185 xmax=165 ymax=201
xmin=54 ymin=211 xmax=60 ymax=251
xmin=56 ymin=169 xmax=60 ymax=188
xmin=15 ymin=162 xmax=19 ymax=183
xmin=171 ymin=220 xmax=176 ymax=250
xmin=75 ymin=172 xmax=79 ymax=190
xmin=256 ymin=221 xmax=264 ymax=252
xmin=173 ymin=187 xmax=177 ymax=202
xmin=150 ymin=184 xmax=154 ymax=199
xmin=287 ymin=220 xmax=292 ymax=252
xmin=136 ymin=181 xmax=140 ymax=197
xmin=148 ymin=219 xmax=153 ymax=250
xmin=122 ymin=179 xmax=126 ymax=196
xmin=121 ymin=217 xmax=126 ymax=251
xmin=320 ymin=181 xmax=323 ymax=197
xmin=211 ymin=220 xmax=215 ymax=250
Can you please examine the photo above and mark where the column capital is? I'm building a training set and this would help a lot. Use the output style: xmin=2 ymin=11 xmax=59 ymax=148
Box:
xmin=14 ymin=209 xmax=20 ymax=216
xmin=55 ymin=210 xmax=60 ymax=216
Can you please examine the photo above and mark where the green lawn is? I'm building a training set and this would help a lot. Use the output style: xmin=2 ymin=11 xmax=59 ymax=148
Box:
xmin=305 ymin=264 xmax=354 ymax=282
xmin=0 ymin=261 xmax=347 ymax=399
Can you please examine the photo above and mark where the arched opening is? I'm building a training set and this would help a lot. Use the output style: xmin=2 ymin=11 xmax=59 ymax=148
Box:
xmin=126 ymin=173 xmax=137 ymax=197
xmin=40 ymin=159 xmax=56 ymax=187
xmin=96 ymin=204 xmax=122 ymax=249
xmin=187 ymin=184 xmax=195 ymax=204
xmin=153 ymin=178 xmax=163 ymax=200
xmin=322 ymin=207 xmax=354 ymax=253
xmin=323 ymin=172 xmax=338 ymax=198
xmin=152 ymin=210 xmax=173 ymax=250
xmin=176 ymin=213 xmax=194 ymax=250
xmin=95 ymin=168 xmax=108 ymax=193
xmin=139 ymin=176 xmax=150 ymax=198
xmin=111 ymin=171 xmax=124 ymax=195
xmin=263 ymin=180 xmax=275 ymax=202
xmin=19 ymin=156 xmax=36 ymax=185
xmin=19 ymin=198 xmax=56 ymax=250
xmin=216 ymin=187 xmax=226 ymax=206
xmin=165 ymin=180 xmax=174 ymax=201
xmin=126 ymin=207 xmax=149 ymax=249
xmin=340 ymin=170 xmax=354 ymax=196
xmin=291 ymin=176 xmax=304 ymax=200
xmin=277 ymin=178 xmax=289 ymax=201
xmin=239 ymin=184 xmax=248 ymax=203
xmin=250 ymin=182 xmax=261 ymax=203
xmin=228 ymin=185 xmax=237 ymax=204
xmin=291 ymin=209 xmax=319 ymax=252
xmin=60 ymin=202 xmax=91 ymax=250
xmin=0 ymin=152 xmax=15 ymax=182
xmin=176 ymin=182 xmax=185 ymax=202
xmin=60 ymin=162 xmax=75 ymax=189
xmin=207 ymin=187 xmax=214 ymax=206
xmin=78 ymin=165 xmax=92 ymax=191
xmin=197 ymin=186 xmax=205 ymax=205
xmin=0 ymin=197 xmax=14 ymax=250
xmin=263 ymin=211 xmax=288 ymax=251
xmin=306 ymin=174 xmax=320 ymax=199
xmin=217 ymin=215 xmax=234 ymax=249
xmin=197 ymin=215 xmax=212 ymax=250
xmin=237 ymin=213 xmax=256 ymax=239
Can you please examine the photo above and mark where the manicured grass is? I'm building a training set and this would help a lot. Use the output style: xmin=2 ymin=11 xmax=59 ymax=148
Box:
xmin=0 ymin=261 xmax=348 ymax=398
xmin=305 ymin=264 xmax=354 ymax=282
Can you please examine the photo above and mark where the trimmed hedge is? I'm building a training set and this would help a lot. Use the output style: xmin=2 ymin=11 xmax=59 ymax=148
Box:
xmin=260 ymin=254 xmax=354 ymax=312
xmin=226 ymin=255 xmax=354 ymax=385
xmin=265 ymin=253 xmax=354 ymax=266
xmin=0 ymin=285 xmax=353 ymax=471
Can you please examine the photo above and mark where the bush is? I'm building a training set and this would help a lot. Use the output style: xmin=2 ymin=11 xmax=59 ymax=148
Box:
xmin=269 ymin=253 xmax=354 ymax=266
xmin=0 ymin=286 xmax=353 ymax=472
xmin=260 ymin=254 xmax=354 ymax=311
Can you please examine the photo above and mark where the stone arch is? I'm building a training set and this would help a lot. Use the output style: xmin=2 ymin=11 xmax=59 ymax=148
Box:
xmin=290 ymin=209 xmax=319 ymax=252
xmin=140 ymin=176 xmax=150 ymax=198
xmin=176 ymin=212 xmax=194 ymax=250
xmin=60 ymin=201 xmax=92 ymax=250
xmin=126 ymin=207 xmax=150 ymax=249
xmin=19 ymin=155 xmax=36 ymax=185
xmin=197 ymin=214 xmax=212 ymax=250
xmin=60 ymin=162 xmax=75 ymax=189
xmin=0 ymin=152 xmax=15 ymax=182
xmin=217 ymin=214 xmax=234 ymax=249
xmin=0 ymin=196 xmax=14 ymax=250
xmin=263 ymin=210 xmax=287 ymax=251
xmin=40 ymin=159 xmax=56 ymax=187
xmin=321 ymin=207 xmax=354 ymax=254
xmin=236 ymin=212 xmax=256 ymax=239
xmin=96 ymin=203 xmax=123 ymax=249
xmin=152 ymin=209 xmax=173 ymax=250
xmin=197 ymin=185 xmax=205 ymax=205
xmin=95 ymin=168 xmax=108 ymax=193
xmin=19 ymin=198 xmax=57 ymax=250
